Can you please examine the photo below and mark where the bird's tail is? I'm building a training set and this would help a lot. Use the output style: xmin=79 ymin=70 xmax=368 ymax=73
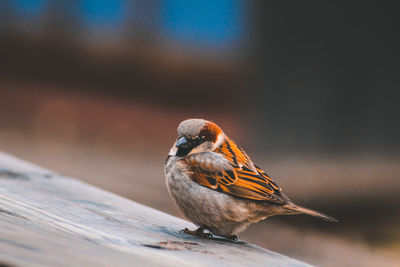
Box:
xmin=284 ymin=203 xmax=338 ymax=222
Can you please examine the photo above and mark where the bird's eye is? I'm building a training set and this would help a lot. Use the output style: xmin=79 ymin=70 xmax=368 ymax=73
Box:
xmin=193 ymin=136 xmax=203 ymax=144
xmin=175 ymin=135 xmax=207 ymax=157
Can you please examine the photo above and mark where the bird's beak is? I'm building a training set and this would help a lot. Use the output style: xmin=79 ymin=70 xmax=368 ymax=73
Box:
xmin=176 ymin=136 xmax=188 ymax=148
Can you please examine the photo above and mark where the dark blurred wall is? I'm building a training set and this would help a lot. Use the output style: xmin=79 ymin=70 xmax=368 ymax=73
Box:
xmin=252 ymin=1 xmax=400 ymax=152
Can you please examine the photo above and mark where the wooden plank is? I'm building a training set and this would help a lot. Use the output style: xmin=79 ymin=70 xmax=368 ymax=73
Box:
xmin=0 ymin=152 xmax=309 ymax=267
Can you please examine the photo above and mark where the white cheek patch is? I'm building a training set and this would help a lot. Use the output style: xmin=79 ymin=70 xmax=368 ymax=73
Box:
xmin=212 ymin=133 xmax=225 ymax=150
xmin=169 ymin=142 xmax=178 ymax=156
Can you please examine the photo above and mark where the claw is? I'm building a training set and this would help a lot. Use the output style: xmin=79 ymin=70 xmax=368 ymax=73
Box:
xmin=180 ymin=228 xmax=195 ymax=235
xmin=180 ymin=227 xmax=214 ymax=239
xmin=227 ymin=235 xmax=238 ymax=241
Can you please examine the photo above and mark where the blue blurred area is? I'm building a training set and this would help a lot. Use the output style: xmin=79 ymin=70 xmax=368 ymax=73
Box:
xmin=13 ymin=0 xmax=47 ymax=20
xmin=162 ymin=0 xmax=244 ymax=49
xmin=80 ymin=0 xmax=126 ymax=31
xmin=9 ymin=0 xmax=244 ymax=50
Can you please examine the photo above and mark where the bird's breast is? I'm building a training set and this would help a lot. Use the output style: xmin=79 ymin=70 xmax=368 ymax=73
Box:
xmin=165 ymin=158 xmax=269 ymax=236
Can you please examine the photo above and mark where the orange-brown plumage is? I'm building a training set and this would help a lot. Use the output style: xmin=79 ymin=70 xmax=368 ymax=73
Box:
xmin=186 ymin=136 xmax=287 ymax=203
xmin=198 ymin=121 xmax=222 ymax=143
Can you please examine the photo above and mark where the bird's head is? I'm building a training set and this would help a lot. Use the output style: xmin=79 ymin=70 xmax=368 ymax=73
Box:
xmin=169 ymin=119 xmax=225 ymax=157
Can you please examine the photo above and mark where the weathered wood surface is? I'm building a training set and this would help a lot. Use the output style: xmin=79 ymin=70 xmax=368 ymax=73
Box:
xmin=0 ymin=152 xmax=310 ymax=267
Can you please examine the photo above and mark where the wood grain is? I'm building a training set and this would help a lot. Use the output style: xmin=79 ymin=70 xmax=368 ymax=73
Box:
xmin=0 ymin=152 xmax=309 ymax=267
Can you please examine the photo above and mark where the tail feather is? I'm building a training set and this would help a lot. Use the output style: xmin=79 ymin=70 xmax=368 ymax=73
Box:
xmin=286 ymin=204 xmax=338 ymax=222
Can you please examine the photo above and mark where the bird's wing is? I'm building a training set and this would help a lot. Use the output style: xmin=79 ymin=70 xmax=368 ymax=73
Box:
xmin=184 ymin=149 xmax=287 ymax=204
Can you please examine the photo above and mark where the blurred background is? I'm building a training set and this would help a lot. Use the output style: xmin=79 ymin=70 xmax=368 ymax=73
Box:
xmin=1 ymin=1 xmax=399 ymax=266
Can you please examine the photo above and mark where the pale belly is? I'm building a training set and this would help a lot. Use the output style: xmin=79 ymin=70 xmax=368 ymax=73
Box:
xmin=165 ymin=160 xmax=271 ymax=237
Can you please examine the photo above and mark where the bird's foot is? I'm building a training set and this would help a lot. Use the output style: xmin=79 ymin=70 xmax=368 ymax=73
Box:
xmin=180 ymin=227 xmax=213 ymax=239
xmin=227 ymin=235 xmax=238 ymax=241
xmin=180 ymin=228 xmax=195 ymax=235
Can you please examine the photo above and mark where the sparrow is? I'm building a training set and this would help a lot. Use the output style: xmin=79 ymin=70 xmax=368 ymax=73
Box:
xmin=164 ymin=118 xmax=337 ymax=240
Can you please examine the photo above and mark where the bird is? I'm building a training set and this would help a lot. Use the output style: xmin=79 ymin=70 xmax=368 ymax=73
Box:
xmin=164 ymin=118 xmax=337 ymax=240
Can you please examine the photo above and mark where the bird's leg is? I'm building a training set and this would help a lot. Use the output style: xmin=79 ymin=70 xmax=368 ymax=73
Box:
xmin=194 ymin=227 xmax=205 ymax=235
xmin=227 ymin=235 xmax=238 ymax=241
xmin=180 ymin=227 xmax=196 ymax=235
xmin=180 ymin=227 xmax=213 ymax=238
xmin=195 ymin=227 xmax=213 ymax=238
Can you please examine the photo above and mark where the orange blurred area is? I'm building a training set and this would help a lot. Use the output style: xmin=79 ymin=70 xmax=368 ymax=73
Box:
xmin=0 ymin=80 xmax=248 ymax=151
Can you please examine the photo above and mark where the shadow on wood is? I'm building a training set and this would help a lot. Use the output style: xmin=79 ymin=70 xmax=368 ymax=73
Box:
xmin=0 ymin=152 xmax=309 ymax=267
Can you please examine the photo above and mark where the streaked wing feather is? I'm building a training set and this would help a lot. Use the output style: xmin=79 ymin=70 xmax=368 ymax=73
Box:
xmin=214 ymin=138 xmax=256 ymax=171
xmin=184 ymin=144 xmax=287 ymax=204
